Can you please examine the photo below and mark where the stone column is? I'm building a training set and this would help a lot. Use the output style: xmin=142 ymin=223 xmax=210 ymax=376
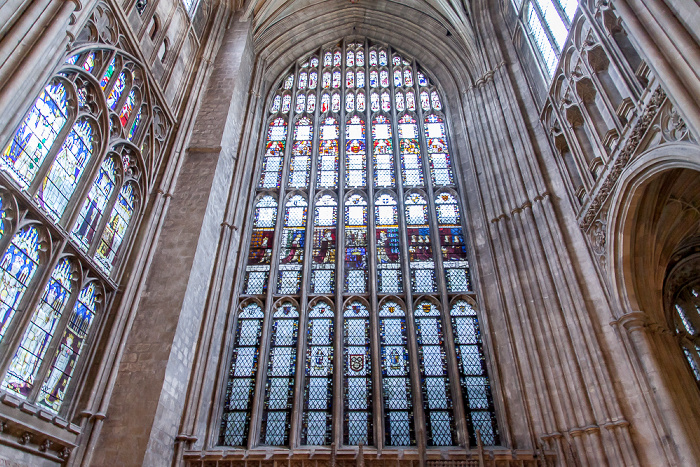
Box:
xmin=88 ymin=13 xmax=255 ymax=467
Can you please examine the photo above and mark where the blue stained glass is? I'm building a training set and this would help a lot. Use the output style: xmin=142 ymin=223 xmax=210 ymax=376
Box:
xmin=39 ymin=282 xmax=98 ymax=413
xmin=95 ymin=183 xmax=136 ymax=274
xmin=1 ymin=83 xmax=68 ymax=188
xmin=344 ymin=301 xmax=372 ymax=445
xmin=35 ymin=120 xmax=94 ymax=222
xmin=261 ymin=302 xmax=299 ymax=445
xmin=72 ymin=157 xmax=117 ymax=252
xmin=414 ymin=301 xmax=455 ymax=446
xmin=311 ymin=195 xmax=337 ymax=294
xmin=379 ymin=301 xmax=414 ymax=446
xmin=128 ymin=108 xmax=142 ymax=141
xmin=100 ymin=58 xmax=116 ymax=90
xmin=2 ymin=258 xmax=74 ymax=397
xmin=245 ymin=196 xmax=278 ymax=295
xmin=0 ymin=197 xmax=6 ymax=239
xmin=278 ymin=196 xmax=307 ymax=294
xmin=0 ymin=226 xmax=41 ymax=345
xmin=106 ymin=71 xmax=127 ymax=109
xmin=220 ymin=303 xmax=265 ymax=446
xmin=450 ymin=300 xmax=499 ymax=446
xmin=345 ymin=195 xmax=368 ymax=294
xmin=302 ymin=302 xmax=334 ymax=445
xmin=375 ymin=193 xmax=402 ymax=293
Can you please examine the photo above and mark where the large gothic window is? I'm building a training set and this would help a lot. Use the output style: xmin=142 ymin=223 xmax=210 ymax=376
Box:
xmin=0 ymin=42 xmax=168 ymax=422
xmin=220 ymin=40 xmax=499 ymax=449
xmin=513 ymin=0 xmax=579 ymax=76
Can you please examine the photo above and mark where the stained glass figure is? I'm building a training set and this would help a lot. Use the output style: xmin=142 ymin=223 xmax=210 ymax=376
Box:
xmin=369 ymin=70 xmax=378 ymax=89
xmin=72 ymin=156 xmax=117 ymax=252
xmin=375 ymin=193 xmax=402 ymax=293
xmin=278 ymin=196 xmax=307 ymax=294
xmin=378 ymin=49 xmax=388 ymax=66
xmin=271 ymin=95 xmax=281 ymax=113
xmin=321 ymin=93 xmax=330 ymax=113
xmin=94 ymin=182 xmax=136 ymax=274
xmin=372 ymin=115 xmax=394 ymax=187
xmin=370 ymin=92 xmax=380 ymax=113
xmin=425 ymin=115 xmax=454 ymax=185
xmin=301 ymin=301 xmax=334 ymax=445
xmin=35 ymin=119 xmax=94 ymax=222
xmin=311 ymin=195 xmax=337 ymax=294
xmin=299 ymin=72 xmax=308 ymax=89
xmin=307 ymin=94 xmax=317 ymax=113
xmin=356 ymin=71 xmax=365 ymax=89
xmin=220 ymin=303 xmax=265 ymax=446
xmin=405 ymin=192 xmax=436 ymax=293
xmin=431 ymin=91 xmax=442 ymax=110
xmin=284 ymin=74 xmax=294 ymax=90
xmin=357 ymin=92 xmax=366 ymax=112
xmin=345 ymin=194 xmax=368 ymax=294
xmin=259 ymin=118 xmax=287 ymax=189
xmin=289 ymin=117 xmax=313 ymax=188
xmin=392 ymin=55 xmax=401 ymax=66
xmin=2 ymin=258 xmax=74 ymax=397
xmin=120 ymin=89 xmax=136 ymax=126
xmin=282 ymin=94 xmax=291 ymax=113
xmin=406 ymin=90 xmax=416 ymax=111
xmin=420 ymin=90 xmax=430 ymax=111
xmin=317 ymin=117 xmax=339 ymax=188
xmin=357 ymin=50 xmax=365 ymax=66
xmin=324 ymin=51 xmax=332 ymax=67
xmin=380 ymin=70 xmax=390 ymax=88
xmin=346 ymin=70 xmax=355 ymax=89
xmin=244 ymin=196 xmax=278 ymax=295
xmin=333 ymin=50 xmax=342 ymax=67
xmin=379 ymin=301 xmax=414 ymax=446
xmin=404 ymin=69 xmax=414 ymax=87
xmin=396 ymin=92 xmax=405 ymax=112
xmin=106 ymin=71 xmax=127 ymax=109
xmin=0 ymin=226 xmax=41 ymax=345
xmin=450 ymin=300 xmax=499 ymax=446
xmin=381 ymin=92 xmax=391 ymax=112
xmin=399 ymin=115 xmax=424 ymax=186
xmin=261 ymin=302 xmax=299 ymax=445
xmin=369 ymin=50 xmax=378 ymax=67
xmin=332 ymin=70 xmax=341 ymax=89
xmin=394 ymin=68 xmax=403 ymax=87
xmin=311 ymin=56 xmax=319 ymax=68
xmin=83 ymin=52 xmax=96 ymax=73
xmin=309 ymin=71 xmax=318 ymax=89
xmin=344 ymin=301 xmax=372 ymax=445
xmin=346 ymin=50 xmax=355 ymax=67
xmin=323 ymin=71 xmax=331 ymax=89
xmin=296 ymin=94 xmax=306 ymax=114
xmin=332 ymin=93 xmax=341 ymax=113
xmin=345 ymin=115 xmax=366 ymax=188
xmin=435 ymin=192 xmax=470 ymax=292
xmin=414 ymin=301 xmax=455 ymax=446
xmin=100 ymin=58 xmax=116 ymax=90
xmin=39 ymin=282 xmax=99 ymax=413
xmin=1 ymin=83 xmax=68 ymax=188
xmin=345 ymin=93 xmax=355 ymax=113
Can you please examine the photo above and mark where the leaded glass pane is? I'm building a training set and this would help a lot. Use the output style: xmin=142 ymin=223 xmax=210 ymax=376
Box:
xmin=435 ymin=193 xmax=471 ymax=292
xmin=94 ymin=183 xmax=136 ymax=274
xmin=346 ymin=116 xmax=366 ymax=188
xmin=311 ymin=195 xmax=336 ymax=294
xmin=345 ymin=195 xmax=368 ymax=294
xmin=317 ymin=118 xmax=339 ymax=188
xmin=278 ymin=195 xmax=307 ymax=294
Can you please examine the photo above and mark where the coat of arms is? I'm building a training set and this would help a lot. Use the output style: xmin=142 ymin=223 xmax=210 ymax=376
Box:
xmin=349 ymin=354 xmax=364 ymax=372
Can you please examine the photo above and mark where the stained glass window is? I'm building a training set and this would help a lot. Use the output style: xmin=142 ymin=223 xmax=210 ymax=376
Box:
xmin=450 ymin=300 xmax=499 ymax=445
xmin=39 ymin=282 xmax=99 ymax=413
xmin=344 ymin=301 xmax=372 ymax=445
xmin=2 ymin=258 xmax=74 ymax=397
xmin=220 ymin=303 xmax=265 ymax=446
xmin=35 ymin=119 xmax=94 ymax=221
xmin=414 ymin=301 xmax=455 ymax=446
xmin=278 ymin=195 xmax=307 ymax=294
xmin=106 ymin=71 xmax=127 ymax=109
xmin=345 ymin=194 xmax=368 ymax=294
xmin=244 ymin=196 xmax=278 ymax=295
xmin=94 ymin=183 xmax=136 ymax=274
xmin=436 ymin=192 xmax=471 ymax=292
xmin=301 ymin=301 xmax=334 ymax=445
xmin=317 ymin=117 xmax=339 ymax=189
xmin=346 ymin=116 xmax=366 ymax=188
xmin=221 ymin=40 xmax=500 ymax=448
xmin=376 ymin=193 xmax=402 ymax=293
xmin=0 ymin=226 xmax=42 ymax=344
xmin=289 ymin=117 xmax=313 ymax=188
xmin=260 ymin=118 xmax=287 ymax=189
xmin=1 ymin=83 xmax=68 ymax=188
xmin=311 ymin=194 xmax=336 ymax=294
xmin=261 ymin=302 xmax=299 ymax=446
xmin=379 ymin=301 xmax=414 ymax=446
xmin=405 ymin=192 xmax=435 ymax=293
xmin=425 ymin=115 xmax=454 ymax=185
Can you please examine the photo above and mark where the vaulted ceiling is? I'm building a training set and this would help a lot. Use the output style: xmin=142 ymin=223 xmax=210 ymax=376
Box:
xmin=235 ymin=0 xmax=496 ymax=91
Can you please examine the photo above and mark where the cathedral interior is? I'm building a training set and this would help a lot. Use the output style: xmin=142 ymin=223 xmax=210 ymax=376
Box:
xmin=0 ymin=0 xmax=698 ymax=465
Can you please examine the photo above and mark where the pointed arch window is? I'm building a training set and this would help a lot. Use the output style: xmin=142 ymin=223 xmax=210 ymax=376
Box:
xmin=222 ymin=39 xmax=499 ymax=449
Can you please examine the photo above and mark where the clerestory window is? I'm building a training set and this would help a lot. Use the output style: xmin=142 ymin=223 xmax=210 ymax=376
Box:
xmin=219 ymin=39 xmax=499 ymax=449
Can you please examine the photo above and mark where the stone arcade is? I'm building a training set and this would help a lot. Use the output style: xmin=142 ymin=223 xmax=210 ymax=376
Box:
xmin=0 ymin=0 xmax=698 ymax=466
